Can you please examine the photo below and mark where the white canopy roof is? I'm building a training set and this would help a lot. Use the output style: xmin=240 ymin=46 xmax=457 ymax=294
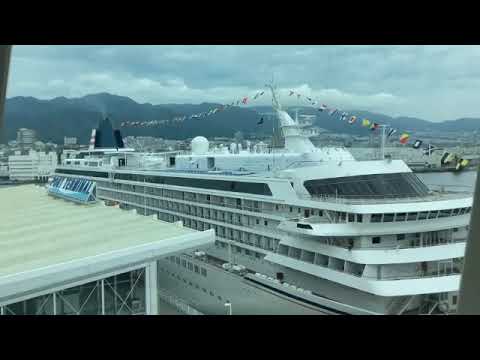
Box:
xmin=0 ymin=185 xmax=213 ymax=304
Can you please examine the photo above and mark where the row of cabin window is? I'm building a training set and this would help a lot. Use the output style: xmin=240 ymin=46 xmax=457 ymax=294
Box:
xmin=372 ymin=233 xmax=418 ymax=244
xmin=371 ymin=230 xmax=461 ymax=244
xmin=370 ymin=207 xmax=471 ymax=223
xmin=168 ymin=256 xmax=207 ymax=277
xmin=105 ymin=183 xmax=275 ymax=223
xmin=160 ymin=267 xmax=223 ymax=302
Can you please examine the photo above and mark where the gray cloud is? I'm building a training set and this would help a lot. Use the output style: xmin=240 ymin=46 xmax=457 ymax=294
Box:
xmin=7 ymin=45 xmax=480 ymax=121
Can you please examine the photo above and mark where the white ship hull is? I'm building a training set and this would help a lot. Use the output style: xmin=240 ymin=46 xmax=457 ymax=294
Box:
xmin=157 ymin=246 xmax=383 ymax=315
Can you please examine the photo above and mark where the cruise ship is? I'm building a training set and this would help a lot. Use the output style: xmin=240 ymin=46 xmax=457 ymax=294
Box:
xmin=49 ymin=85 xmax=472 ymax=315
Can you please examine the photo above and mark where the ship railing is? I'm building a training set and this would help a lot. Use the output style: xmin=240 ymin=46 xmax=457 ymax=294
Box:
xmin=302 ymin=192 xmax=472 ymax=205
xmin=298 ymin=256 xmax=462 ymax=281
xmin=362 ymin=268 xmax=462 ymax=281
xmin=157 ymin=288 xmax=204 ymax=315
xmin=292 ymin=236 xmax=467 ymax=251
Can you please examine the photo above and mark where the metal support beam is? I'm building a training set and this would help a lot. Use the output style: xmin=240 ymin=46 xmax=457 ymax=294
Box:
xmin=101 ymin=279 xmax=105 ymax=315
xmin=0 ymin=45 xmax=12 ymax=144
xmin=458 ymin=166 xmax=480 ymax=314
xmin=145 ymin=261 xmax=158 ymax=315
xmin=53 ymin=292 xmax=57 ymax=315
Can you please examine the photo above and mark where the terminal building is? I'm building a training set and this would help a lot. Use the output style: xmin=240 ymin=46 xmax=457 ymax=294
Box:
xmin=0 ymin=185 xmax=214 ymax=315
xmin=8 ymin=149 xmax=57 ymax=182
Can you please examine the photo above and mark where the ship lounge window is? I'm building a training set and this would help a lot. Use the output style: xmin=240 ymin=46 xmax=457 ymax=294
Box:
xmin=466 ymin=207 xmax=472 ymax=214
xmin=181 ymin=259 xmax=187 ymax=268
xmin=194 ymin=265 xmax=199 ymax=274
xmin=303 ymin=172 xmax=429 ymax=198
xmin=371 ymin=214 xmax=382 ymax=223
xmin=453 ymin=228 xmax=458 ymax=232
xmin=396 ymin=213 xmax=406 ymax=222
xmin=356 ymin=214 xmax=362 ymax=222
xmin=55 ymin=169 xmax=109 ymax=178
xmin=114 ymin=173 xmax=273 ymax=196
xmin=289 ymin=207 xmax=293 ymax=212
xmin=297 ymin=223 xmax=313 ymax=230
xmin=418 ymin=211 xmax=428 ymax=220
xmin=439 ymin=209 xmax=452 ymax=218
xmin=452 ymin=208 xmax=460 ymax=216
xmin=428 ymin=211 xmax=439 ymax=219
xmin=264 ymin=220 xmax=268 ymax=226
xmin=383 ymin=213 xmax=394 ymax=222
xmin=397 ymin=234 xmax=405 ymax=241
xmin=348 ymin=213 xmax=355 ymax=222
xmin=372 ymin=237 xmax=381 ymax=244
xmin=458 ymin=208 xmax=466 ymax=215
xmin=407 ymin=212 xmax=418 ymax=221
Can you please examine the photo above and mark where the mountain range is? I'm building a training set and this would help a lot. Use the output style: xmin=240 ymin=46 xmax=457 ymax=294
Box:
xmin=4 ymin=93 xmax=480 ymax=144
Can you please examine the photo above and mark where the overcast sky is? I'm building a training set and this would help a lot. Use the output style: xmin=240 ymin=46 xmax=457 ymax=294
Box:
xmin=7 ymin=45 xmax=480 ymax=122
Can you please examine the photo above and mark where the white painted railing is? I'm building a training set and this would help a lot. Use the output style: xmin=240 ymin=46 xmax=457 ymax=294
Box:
xmin=157 ymin=288 xmax=203 ymax=315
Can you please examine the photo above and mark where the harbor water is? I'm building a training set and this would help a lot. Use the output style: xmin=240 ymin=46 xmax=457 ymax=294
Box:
xmin=418 ymin=170 xmax=477 ymax=193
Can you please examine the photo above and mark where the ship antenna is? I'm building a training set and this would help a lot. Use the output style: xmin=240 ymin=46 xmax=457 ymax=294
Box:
xmin=265 ymin=78 xmax=281 ymax=111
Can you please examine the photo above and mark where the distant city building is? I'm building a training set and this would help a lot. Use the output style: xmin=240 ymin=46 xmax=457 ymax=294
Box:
xmin=16 ymin=128 xmax=36 ymax=150
xmin=64 ymin=136 xmax=78 ymax=146
xmin=0 ymin=162 xmax=8 ymax=178
xmin=8 ymin=149 xmax=57 ymax=182
xmin=33 ymin=141 xmax=46 ymax=151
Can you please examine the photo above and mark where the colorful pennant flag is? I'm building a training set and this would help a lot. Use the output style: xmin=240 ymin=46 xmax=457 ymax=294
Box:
xmin=440 ymin=152 xmax=450 ymax=165
xmin=387 ymin=128 xmax=397 ymax=138
xmin=318 ymin=104 xmax=327 ymax=112
xmin=362 ymin=118 xmax=370 ymax=127
xmin=412 ymin=140 xmax=422 ymax=149
xmin=399 ymin=133 xmax=410 ymax=144
xmin=446 ymin=153 xmax=456 ymax=163
xmin=456 ymin=158 xmax=469 ymax=170
xmin=257 ymin=117 xmax=264 ymax=125
xmin=329 ymin=109 xmax=338 ymax=116
xmin=370 ymin=122 xmax=379 ymax=131
xmin=349 ymin=116 xmax=357 ymax=124
xmin=340 ymin=112 xmax=348 ymax=121
xmin=242 ymin=97 xmax=248 ymax=104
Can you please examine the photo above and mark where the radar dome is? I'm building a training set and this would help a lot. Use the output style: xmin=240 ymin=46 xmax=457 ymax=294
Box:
xmin=191 ymin=136 xmax=209 ymax=155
